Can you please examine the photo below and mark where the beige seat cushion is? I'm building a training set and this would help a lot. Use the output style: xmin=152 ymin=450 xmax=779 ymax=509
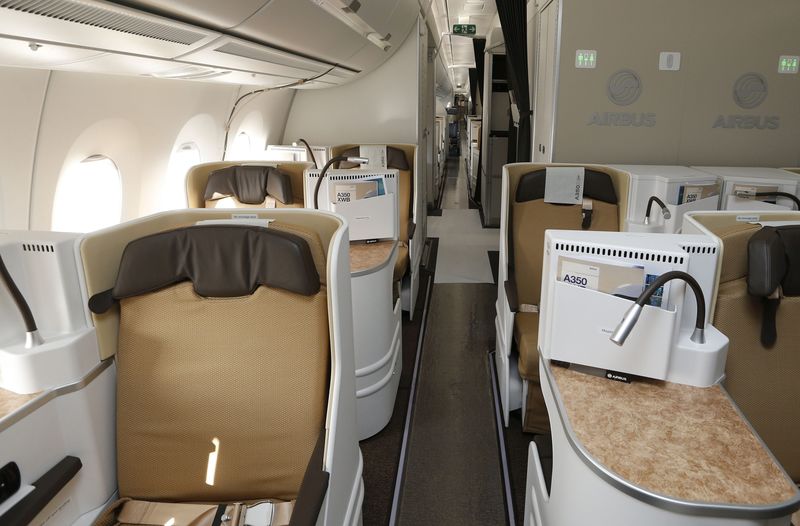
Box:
xmin=117 ymin=282 xmax=329 ymax=502
xmin=394 ymin=244 xmax=409 ymax=282
xmin=513 ymin=312 xmax=539 ymax=379
xmin=513 ymin=311 xmax=550 ymax=434
xmin=715 ymin=280 xmax=800 ymax=482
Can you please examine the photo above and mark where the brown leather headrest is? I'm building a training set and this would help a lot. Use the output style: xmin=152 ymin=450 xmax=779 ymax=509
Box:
xmin=748 ymin=225 xmax=800 ymax=297
xmin=266 ymin=169 xmax=293 ymax=204
xmin=338 ymin=146 xmax=410 ymax=170
xmin=515 ymin=169 xmax=618 ymax=204
xmin=747 ymin=224 xmax=800 ymax=347
xmin=88 ymin=225 xmax=320 ymax=314
xmin=204 ymin=166 xmax=293 ymax=205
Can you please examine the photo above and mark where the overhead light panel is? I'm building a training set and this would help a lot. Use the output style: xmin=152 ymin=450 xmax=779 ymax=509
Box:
xmin=312 ymin=0 xmax=392 ymax=51
xmin=150 ymin=65 xmax=231 ymax=80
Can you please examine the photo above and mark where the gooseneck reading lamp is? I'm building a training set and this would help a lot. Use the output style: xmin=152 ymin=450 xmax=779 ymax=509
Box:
xmin=292 ymin=138 xmax=318 ymax=169
xmin=734 ymin=190 xmax=800 ymax=210
xmin=313 ymin=155 xmax=369 ymax=209
xmin=644 ymin=195 xmax=671 ymax=225
xmin=610 ymin=270 xmax=706 ymax=346
xmin=0 ymin=254 xmax=43 ymax=348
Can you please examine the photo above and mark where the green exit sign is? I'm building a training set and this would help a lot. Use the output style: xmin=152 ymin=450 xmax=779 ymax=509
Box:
xmin=452 ymin=24 xmax=477 ymax=35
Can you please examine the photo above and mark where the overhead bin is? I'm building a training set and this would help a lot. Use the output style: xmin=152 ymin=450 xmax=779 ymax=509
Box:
xmin=0 ymin=0 xmax=419 ymax=86
xmin=0 ymin=0 xmax=220 ymax=59
xmin=232 ymin=0 xmax=366 ymax=65
xmin=106 ymin=0 xmax=270 ymax=30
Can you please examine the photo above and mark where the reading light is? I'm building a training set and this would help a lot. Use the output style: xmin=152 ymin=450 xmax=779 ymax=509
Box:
xmin=313 ymin=155 xmax=369 ymax=209
xmin=610 ymin=270 xmax=706 ymax=346
xmin=644 ymin=195 xmax=671 ymax=225
xmin=292 ymin=138 xmax=318 ymax=169
xmin=0 ymin=254 xmax=43 ymax=349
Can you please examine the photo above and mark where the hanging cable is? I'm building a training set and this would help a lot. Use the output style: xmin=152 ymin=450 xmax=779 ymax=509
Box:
xmin=222 ymin=66 xmax=337 ymax=160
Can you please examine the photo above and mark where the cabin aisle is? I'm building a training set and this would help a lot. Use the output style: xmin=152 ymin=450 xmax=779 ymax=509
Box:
xmin=395 ymin=282 xmax=504 ymax=525
xmin=394 ymin=155 xmax=506 ymax=525
xmin=428 ymin=157 xmax=499 ymax=283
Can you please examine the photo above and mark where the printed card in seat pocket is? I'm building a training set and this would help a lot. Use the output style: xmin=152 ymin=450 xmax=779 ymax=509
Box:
xmin=544 ymin=167 xmax=585 ymax=205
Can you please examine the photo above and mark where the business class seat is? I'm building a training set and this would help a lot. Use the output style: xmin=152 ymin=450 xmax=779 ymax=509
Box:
xmin=496 ymin=164 xmax=629 ymax=433
xmin=331 ymin=144 xmax=415 ymax=291
xmin=78 ymin=210 xmax=362 ymax=526
xmin=713 ymin=221 xmax=800 ymax=483
xmin=186 ymin=161 xmax=310 ymax=209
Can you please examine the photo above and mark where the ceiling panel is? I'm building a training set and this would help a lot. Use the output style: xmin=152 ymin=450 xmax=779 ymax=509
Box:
xmin=0 ymin=37 xmax=105 ymax=68
xmin=429 ymin=0 xmax=497 ymax=94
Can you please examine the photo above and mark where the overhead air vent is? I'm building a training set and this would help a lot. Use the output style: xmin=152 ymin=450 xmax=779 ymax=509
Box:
xmin=0 ymin=0 xmax=208 ymax=45
xmin=215 ymin=41 xmax=312 ymax=68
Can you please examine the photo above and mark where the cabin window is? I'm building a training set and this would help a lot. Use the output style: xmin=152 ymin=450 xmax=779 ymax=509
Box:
xmin=51 ymin=155 xmax=122 ymax=232
xmin=165 ymin=142 xmax=201 ymax=209
xmin=230 ymin=131 xmax=252 ymax=160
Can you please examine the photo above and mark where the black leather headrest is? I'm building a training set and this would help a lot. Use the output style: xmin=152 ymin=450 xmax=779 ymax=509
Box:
xmin=266 ymin=169 xmax=293 ymax=204
xmin=88 ymin=225 xmax=320 ymax=314
xmin=748 ymin=225 xmax=800 ymax=297
xmin=515 ymin=169 xmax=618 ymax=204
xmin=204 ymin=165 xmax=293 ymax=205
xmin=747 ymin=225 xmax=800 ymax=347
xmin=338 ymin=146 xmax=410 ymax=170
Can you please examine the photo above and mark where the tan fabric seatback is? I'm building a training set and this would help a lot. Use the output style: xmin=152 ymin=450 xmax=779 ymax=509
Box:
xmin=331 ymin=144 xmax=414 ymax=242
xmin=512 ymin=200 xmax=619 ymax=306
xmin=186 ymin=162 xmax=310 ymax=209
xmin=116 ymin=283 xmax=329 ymax=502
xmin=508 ymin=166 xmax=624 ymax=306
xmin=714 ymin=225 xmax=800 ymax=481
xmin=112 ymin=223 xmax=331 ymax=502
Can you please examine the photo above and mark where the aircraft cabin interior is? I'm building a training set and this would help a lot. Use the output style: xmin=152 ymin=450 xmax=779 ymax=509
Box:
xmin=1 ymin=0 xmax=800 ymax=525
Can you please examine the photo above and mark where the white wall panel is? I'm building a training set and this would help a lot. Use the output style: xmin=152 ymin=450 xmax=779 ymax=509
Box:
xmin=8 ymin=70 xmax=296 ymax=230
xmin=0 ymin=67 xmax=49 ymax=230
xmin=282 ymin=28 xmax=420 ymax=145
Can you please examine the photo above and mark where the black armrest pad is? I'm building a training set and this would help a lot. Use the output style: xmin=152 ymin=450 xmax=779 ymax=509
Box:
xmin=2 ymin=456 xmax=82 ymax=526
xmin=408 ymin=221 xmax=416 ymax=240
xmin=504 ymin=279 xmax=519 ymax=313
xmin=289 ymin=430 xmax=329 ymax=526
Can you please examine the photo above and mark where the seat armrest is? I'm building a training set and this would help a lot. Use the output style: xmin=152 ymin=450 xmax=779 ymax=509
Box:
xmin=289 ymin=430 xmax=329 ymax=526
xmin=504 ymin=279 xmax=519 ymax=313
xmin=408 ymin=220 xmax=416 ymax=240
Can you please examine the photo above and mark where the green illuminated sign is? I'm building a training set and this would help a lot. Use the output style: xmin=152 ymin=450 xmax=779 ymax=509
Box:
xmin=779 ymin=55 xmax=799 ymax=74
xmin=452 ymin=24 xmax=477 ymax=35
xmin=575 ymin=49 xmax=597 ymax=69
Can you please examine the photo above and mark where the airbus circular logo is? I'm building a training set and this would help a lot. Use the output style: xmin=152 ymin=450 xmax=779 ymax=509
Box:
xmin=607 ymin=70 xmax=642 ymax=106
xmin=733 ymin=73 xmax=768 ymax=109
